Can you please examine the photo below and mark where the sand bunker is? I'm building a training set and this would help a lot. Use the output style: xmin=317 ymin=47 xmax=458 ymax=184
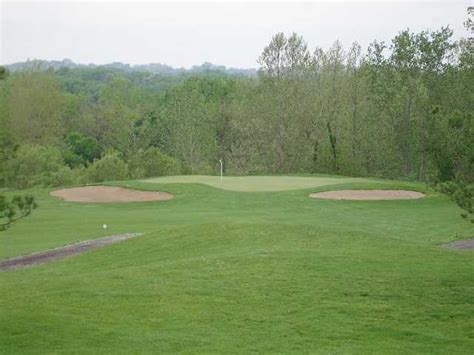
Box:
xmin=309 ymin=189 xmax=425 ymax=200
xmin=51 ymin=186 xmax=173 ymax=202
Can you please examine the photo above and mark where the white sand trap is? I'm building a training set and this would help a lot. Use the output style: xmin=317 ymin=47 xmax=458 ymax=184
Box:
xmin=51 ymin=186 xmax=173 ymax=202
xmin=309 ymin=189 xmax=425 ymax=200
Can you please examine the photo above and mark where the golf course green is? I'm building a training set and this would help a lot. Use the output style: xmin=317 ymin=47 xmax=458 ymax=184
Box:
xmin=142 ymin=174 xmax=370 ymax=191
xmin=0 ymin=175 xmax=472 ymax=353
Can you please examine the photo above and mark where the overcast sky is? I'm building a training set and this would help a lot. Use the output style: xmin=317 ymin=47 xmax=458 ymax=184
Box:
xmin=1 ymin=0 xmax=470 ymax=68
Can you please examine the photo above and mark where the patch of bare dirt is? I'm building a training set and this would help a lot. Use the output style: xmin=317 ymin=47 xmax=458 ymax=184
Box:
xmin=0 ymin=233 xmax=142 ymax=270
xmin=50 ymin=186 xmax=173 ymax=202
xmin=441 ymin=238 xmax=474 ymax=250
xmin=309 ymin=189 xmax=425 ymax=200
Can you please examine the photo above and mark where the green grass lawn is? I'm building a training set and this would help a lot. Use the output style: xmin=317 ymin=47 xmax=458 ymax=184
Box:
xmin=0 ymin=176 xmax=473 ymax=353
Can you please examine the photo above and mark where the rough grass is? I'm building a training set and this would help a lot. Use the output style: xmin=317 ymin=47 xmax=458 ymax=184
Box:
xmin=0 ymin=176 xmax=473 ymax=353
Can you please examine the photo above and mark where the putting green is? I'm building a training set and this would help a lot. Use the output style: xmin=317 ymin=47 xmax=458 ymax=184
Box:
xmin=142 ymin=175 xmax=371 ymax=192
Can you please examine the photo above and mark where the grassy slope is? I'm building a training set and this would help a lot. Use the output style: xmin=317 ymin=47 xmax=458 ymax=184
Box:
xmin=0 ymin=177 xmax=473 ymax=353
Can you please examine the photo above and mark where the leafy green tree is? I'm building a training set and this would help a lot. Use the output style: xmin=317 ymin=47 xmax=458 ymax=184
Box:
xmin=0 ymin=194 xmax=37 ymax=231
xmin=6 ymin=71 xmax=66 ymax=145
xmin=3 ymin=145 xmax=74 ymax=188
xmin=162 ymin=77 xmax=219 ymax=173
xmin=128 ymin=147 xmax=182 ymax=178
xmin=85 ymin=150 xmax=129 ymax=182
xmin=0 ymin=16 xmax=472 ymax=201
xmin=0 ymin=66 xmax=8 ymax=80
xmin=63 ymin=132 xmax=100 ymax=167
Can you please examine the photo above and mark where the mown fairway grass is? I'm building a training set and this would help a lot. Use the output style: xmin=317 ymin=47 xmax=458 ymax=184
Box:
xmin=0 ymin=176 xmax=473 ymax=353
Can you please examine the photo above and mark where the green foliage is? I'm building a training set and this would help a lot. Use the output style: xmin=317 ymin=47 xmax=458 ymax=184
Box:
xmin=2 ymin=145 xmax=73 ymax=188
xmin=0 ymin=66 xmax=8 ymax=80
xmin=5 ymin=71 xmax=66 ymax=145
xmin=85 ymin=150 xmax=129 ymax=182
xmin=425 ymin=108 xmax=473 ymax=184
xmin=128 ymin=147 xmax=182 ymax=179
xmin=162 ymin=77 xmax=221 ymax=173
xmin=63 ymin=132 xmax=100 ymax=167
xmin=0 ymin=17 xmax=471 ymax=197
xmin=50 ymin=165 xmax=85 ymax=187
xmin=0 ymin=194 xmax=37 ymax=231
xmin=438 ymin=180 xmax=474 ymax=222
xmin=0 ymin=135 xmax=18 ymax=187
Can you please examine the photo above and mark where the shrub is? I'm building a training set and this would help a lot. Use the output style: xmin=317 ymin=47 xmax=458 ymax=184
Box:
xmin=49 ymin=165 xmax=85 ymax=187
xmin=128 ymin=147 xmax=182 ymax=179
xmin=2 ymin=145 xmax=66 ymax=188
xmin=85 ymin=150 xmax=129 ymax=182
xmin=0 ymin=194 xmax=37 ymax=231
xmin=63 ymin=132 xmax=100 ymax=168
xmin=437 ymin=180 xmax=474 ymax=222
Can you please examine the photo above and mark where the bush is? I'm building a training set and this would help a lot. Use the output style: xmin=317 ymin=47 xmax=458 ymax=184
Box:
xmin=63 ymin=132 xmax=100 ymax=168
xmin=85 ymin=150 xmax=129 ymax=182
xmin=0 ymin=194 xmax=37 ymax=231
xmin=2 ymin=145 xmax=68 ymax=188
xmin=127 ymin=147 xmax=182 ymax=179
xmin=437 ymin=180 xmax=474 ymax=222
xmin=49 ymin=165 xmax=85 ymax=187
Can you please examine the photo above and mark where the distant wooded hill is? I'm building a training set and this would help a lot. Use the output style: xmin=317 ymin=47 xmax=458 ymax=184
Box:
xmin=4 ymin=59 xmax=257 ymax=76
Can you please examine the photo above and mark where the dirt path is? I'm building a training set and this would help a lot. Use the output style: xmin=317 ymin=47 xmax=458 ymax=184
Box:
xmin=309 ymin=189 xmax=425 ymax=200
xmin=442 ymin=238 xmax=474 ymax=250
xmin=0 ymin=233 xmax=142 ymax=270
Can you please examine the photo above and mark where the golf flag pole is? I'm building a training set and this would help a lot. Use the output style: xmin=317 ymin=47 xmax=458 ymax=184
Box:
xmin=219 ymin=159 xmax=223 ymax=183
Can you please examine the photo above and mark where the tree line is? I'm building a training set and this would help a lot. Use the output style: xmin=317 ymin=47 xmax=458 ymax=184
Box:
xmin=0 ymin=10 xmax=472 ymax=219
